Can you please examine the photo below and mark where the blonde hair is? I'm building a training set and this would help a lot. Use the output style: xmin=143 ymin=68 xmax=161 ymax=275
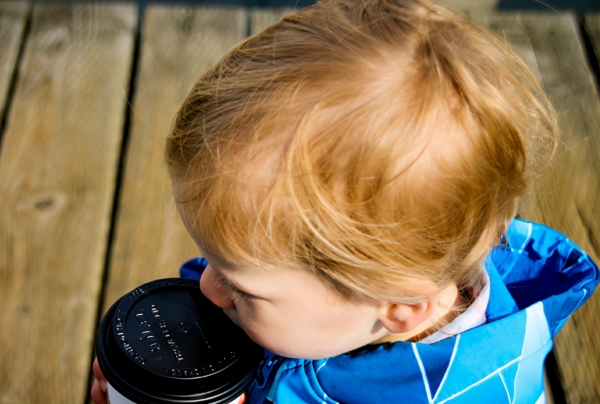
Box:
xmin=166 ymin=0 xmax=557 ymax=304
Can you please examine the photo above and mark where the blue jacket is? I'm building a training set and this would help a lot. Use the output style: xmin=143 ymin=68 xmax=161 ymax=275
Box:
xmin=180 ymin=219 xmax=599 ymax=403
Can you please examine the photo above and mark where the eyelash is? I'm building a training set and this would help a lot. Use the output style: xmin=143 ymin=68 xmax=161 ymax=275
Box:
xmin=214 ymin=274 xmax=251 ymax=305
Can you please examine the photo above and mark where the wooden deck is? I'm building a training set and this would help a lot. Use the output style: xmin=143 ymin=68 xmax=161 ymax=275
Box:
xmin=0 ymin=1 xmax=599 ymax=403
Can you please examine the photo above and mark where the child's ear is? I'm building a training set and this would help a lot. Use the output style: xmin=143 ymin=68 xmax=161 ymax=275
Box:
xmin=376 ymin=300 xmax=438 ymax=334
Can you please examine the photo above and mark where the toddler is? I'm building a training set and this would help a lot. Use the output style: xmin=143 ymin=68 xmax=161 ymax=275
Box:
xmin=92 ymin=0 xmax=599 ymax=402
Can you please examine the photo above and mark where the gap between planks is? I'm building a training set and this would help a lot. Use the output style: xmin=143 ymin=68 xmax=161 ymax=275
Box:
xmin=0 ymin=1 xmax=30 ymax=137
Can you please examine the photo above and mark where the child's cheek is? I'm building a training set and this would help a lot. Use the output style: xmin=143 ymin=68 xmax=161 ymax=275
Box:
xmin=226 ymin=307 xmax=270 ymax=348
xmin=223 ymin=307 xmax=241 ymax=327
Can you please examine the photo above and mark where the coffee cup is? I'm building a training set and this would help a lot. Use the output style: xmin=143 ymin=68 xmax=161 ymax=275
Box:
xmin=96 ymin=278 xmax=263 ymax=403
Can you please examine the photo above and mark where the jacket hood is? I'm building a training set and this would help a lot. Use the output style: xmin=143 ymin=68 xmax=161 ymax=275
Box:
xmin=491 ymin=219 xmax=598 ymax=336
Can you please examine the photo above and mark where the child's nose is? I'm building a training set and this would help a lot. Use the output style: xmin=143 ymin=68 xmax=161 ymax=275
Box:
xmin=199 ymin=264 xmax=235 ymax=309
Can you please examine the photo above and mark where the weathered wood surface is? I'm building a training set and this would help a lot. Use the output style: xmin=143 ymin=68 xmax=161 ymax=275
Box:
xmin=482 ymin=12 xmax=600 ymax=403
xmin=0 ymin=3 xmax=137 ymax=403
xmin=249 ymin=1 xmax=499 ymax=34
xmin=0 ymin=1 xmax=29 ymax=123
xmin=251 ymin=7 xmax=295 ymax=34
xmin=433 ymin=0 xmax=499 ymax=15
xmin=102 ymin=7 xmax=247 ymax=313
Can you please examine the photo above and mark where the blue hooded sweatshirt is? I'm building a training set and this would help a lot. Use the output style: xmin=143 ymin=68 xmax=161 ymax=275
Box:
xmin=180 ymin=219 xmax=599 ymax=404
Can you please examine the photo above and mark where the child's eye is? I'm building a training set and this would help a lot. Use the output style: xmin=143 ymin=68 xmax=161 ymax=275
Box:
xmin=214 ymin=274 xmax=252 ymax=305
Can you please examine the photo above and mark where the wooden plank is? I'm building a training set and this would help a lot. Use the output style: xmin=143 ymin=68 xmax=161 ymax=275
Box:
xmin=482 ymin=13 xmax=600 ymax=403
xmin=433 ymin=0 xmax=499 ymax=16
xmin=0 ymin=1 xmax=29 ymax=123
xmin=0 ymin=4 xmax=137 ymax=403
xmin=102 ymin=7 xmax=247 ymax=312
xmin=250 ymin=3 xmax=499 ymax=35
xmin=251 ymin=8 xmax=295 ymax=35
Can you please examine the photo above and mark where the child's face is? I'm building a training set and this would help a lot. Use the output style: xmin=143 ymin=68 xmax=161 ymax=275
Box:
xmin=197 ymin=250 xmax=389 ymax=359
xmin=176 ymin=199 xmax=463 ymax=357
xmin=177 ymin=203 xmax=390 ymax=359
xmin=177 ymin=205 xmax=389 ymax=359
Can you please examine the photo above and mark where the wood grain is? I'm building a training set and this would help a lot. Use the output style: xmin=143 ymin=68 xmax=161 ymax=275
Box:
xmin=251 ymin=7 xmax=295 ymax=35
xmin=249 ymin=1 xmax=498 ymax=33
xmin=483 ymin=13 xmax=600 ymax=403
xmin=0 ymin=3 xmax=137 ymax=403
xmin=0 ymin=1 xmax=29 ymax=123
xmin=433 ymin=0 xmax=499 ymax=16
xmin=102 ymin=7 xmax=247 ymax=313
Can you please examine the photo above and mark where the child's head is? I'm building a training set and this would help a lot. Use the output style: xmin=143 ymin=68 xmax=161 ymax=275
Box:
xmin=166 ymin=0 xmax=557 ymax=354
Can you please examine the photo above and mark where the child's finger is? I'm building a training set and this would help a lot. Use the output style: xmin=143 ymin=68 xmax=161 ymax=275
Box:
xmin=92 ymin=358 xmax=107 ymax=383
xmin=90 ymin=379 xmax=108 ymax=404
xmin=91 ymin=358 xmax=108 ymax=404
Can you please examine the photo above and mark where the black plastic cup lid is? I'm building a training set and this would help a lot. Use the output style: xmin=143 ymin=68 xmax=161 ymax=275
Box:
xmin=97 ymin=278 xmax=263 ymax=403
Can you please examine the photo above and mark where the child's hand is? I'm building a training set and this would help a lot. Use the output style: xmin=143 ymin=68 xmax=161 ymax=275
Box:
xmin=91 ymin=358 xmax=108 ymax=404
